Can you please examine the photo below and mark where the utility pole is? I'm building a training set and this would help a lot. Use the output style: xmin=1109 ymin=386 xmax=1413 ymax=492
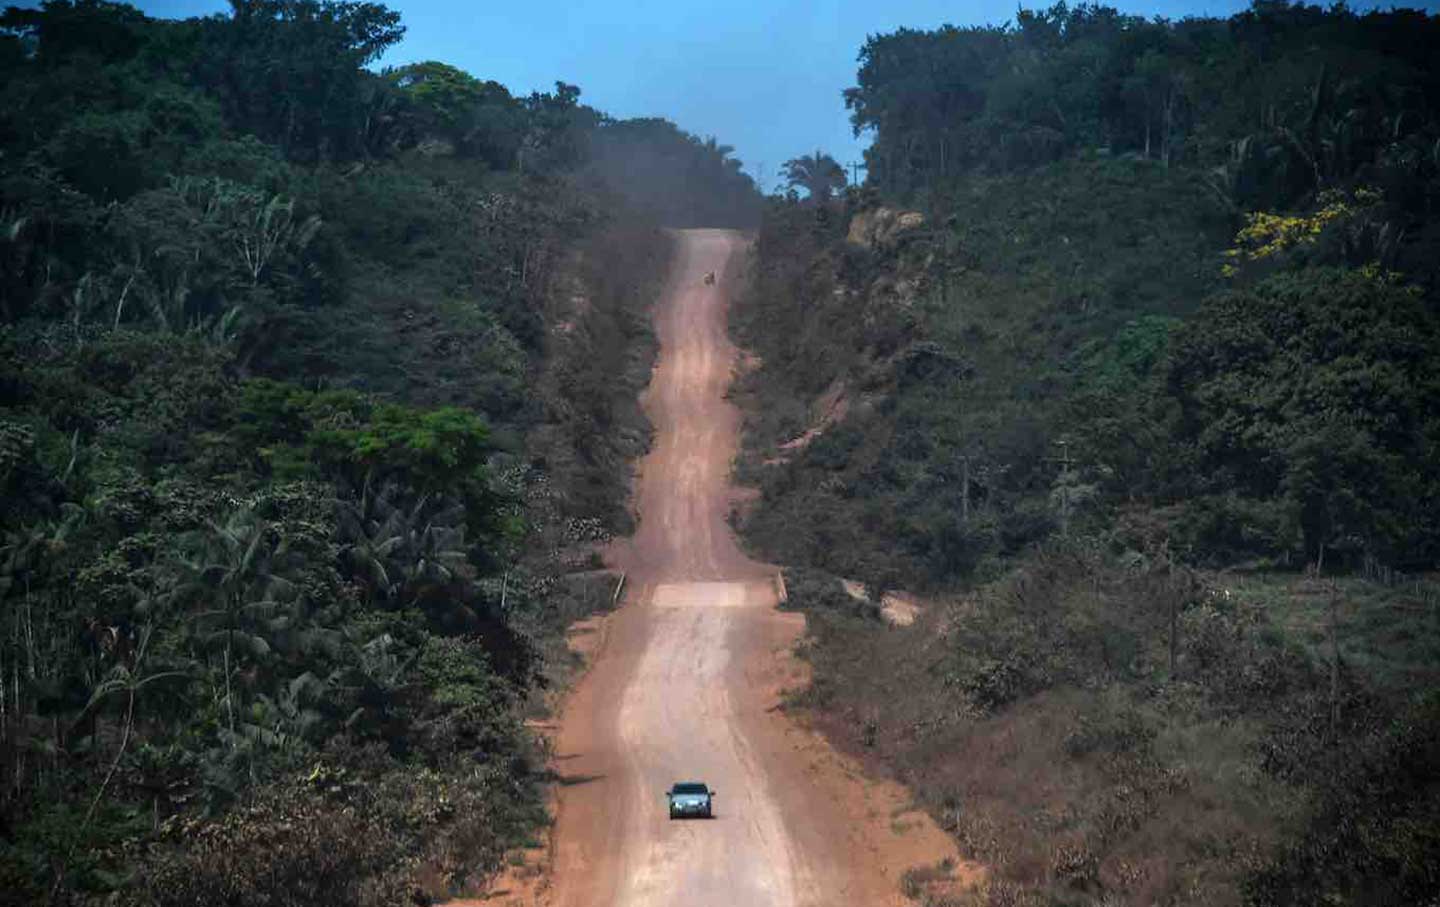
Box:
xmin=1050 ymin=438 xmax=1073 ymax=474
xmin=1044 ymin=439 xmax=1077 ymax=538
xmin=846 ymin=160 xmax=867 ymax=187
xmin=1041 ymin=438 xmax=1075 ymax=476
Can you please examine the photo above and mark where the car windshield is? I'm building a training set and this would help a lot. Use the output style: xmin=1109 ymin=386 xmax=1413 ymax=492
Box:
xmin=672 ymin=783 xmax=708 ymax=795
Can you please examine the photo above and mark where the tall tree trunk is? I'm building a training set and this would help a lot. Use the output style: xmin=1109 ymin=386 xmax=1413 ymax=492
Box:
xmin=1162 ymin=88 xmax=1175 ymax=169
xmin=1328 ymin=584 xmax=1341 ymax=744
xmin=1168 ymin=548 xmax=1179 ymax=678
xmin=84 ymin=685 xmax=134 ymax=828
xmin=961 ymin=456 xmax=970 ymax=525
xmin=0 ymin=629 xmax=6 ymax=745
xmin=224 ymin=634 xmax=235 ymax=744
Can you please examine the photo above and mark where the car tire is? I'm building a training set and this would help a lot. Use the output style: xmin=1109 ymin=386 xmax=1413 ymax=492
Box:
xmin=704 ymin=805 xmax=713 ymax=819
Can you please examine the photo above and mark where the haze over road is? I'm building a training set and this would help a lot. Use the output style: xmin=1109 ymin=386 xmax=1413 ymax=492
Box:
xmin=544 ymin=229 xmax=962 ymax=907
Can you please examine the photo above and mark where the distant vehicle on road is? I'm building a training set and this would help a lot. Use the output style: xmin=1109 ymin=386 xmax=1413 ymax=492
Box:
xmin=667 ymin=781 xmax=715 ymax=819
xmin=703 ymin=271 xmax=716 ymax=285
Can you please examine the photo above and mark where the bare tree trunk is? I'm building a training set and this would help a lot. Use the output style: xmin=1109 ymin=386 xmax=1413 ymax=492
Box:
xmin=0 ymin=628 xmax=6 ymax=745
xmin=284 ymin=104 xmax=297 ymax=157
xmin=1162 ymin=89 xmax=1175 ymax=169
xmin=1328 ymin=583 xmax=1341 ymax=745
xmin=1167 ymin=546 xmax=1179 ymax=678
xmin=49 ymin=683 xmax=136 ymax=904
xmin=112 ymin=271 xmax=136 ymax=330
xmin=224 ymin=637 xmax=235 ymax=743
xmin=9 ymin=616 xmax=18 ymax=800
xmin=85 ymin=686 xmax=134 ymax=828
xmin=24 ymin=594 xmax=35 ymax=682
xmin=961 ymin=456 xmax=970 ymax=525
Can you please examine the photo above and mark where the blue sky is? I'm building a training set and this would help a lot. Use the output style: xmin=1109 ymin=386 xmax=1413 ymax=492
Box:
xmin=133 ymin=0 xmax=1440 ymax=191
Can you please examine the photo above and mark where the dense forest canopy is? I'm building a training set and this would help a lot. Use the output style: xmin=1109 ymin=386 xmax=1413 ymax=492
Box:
xmin=6 ymin=0 xmax=1440 ymax=903
xmin=734 ymin=2 xmax=1440 ymax=904
xmin=0 ymin=0 xmax=758 ymax=901
xmin=848 ymin=2 xmax=1440 ymax=258
xmin=748 ymin=0 xmax=1440 ymax=577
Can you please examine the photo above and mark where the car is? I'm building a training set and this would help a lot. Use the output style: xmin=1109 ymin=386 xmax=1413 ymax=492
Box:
xmin=667 ymin=781 xmax=715 ymax=819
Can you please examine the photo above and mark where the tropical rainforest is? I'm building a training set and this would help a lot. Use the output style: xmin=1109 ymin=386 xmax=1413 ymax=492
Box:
xmin=7 ymin=0 xmax=1440 ymax=904
xmin=738 ymin=2 xmax=1440 ymax=905
xmin=0 ymin=0 xmax=758 ymax=902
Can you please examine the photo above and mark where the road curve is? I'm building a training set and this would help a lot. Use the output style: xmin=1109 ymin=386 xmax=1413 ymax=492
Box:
xmin=543 ymin=229 xmax=960 ymax=907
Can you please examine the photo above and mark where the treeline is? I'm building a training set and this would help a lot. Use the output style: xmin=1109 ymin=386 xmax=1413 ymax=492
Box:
xmin=850 ymin=1 xmax=1440 ymax=243
xmin=0 ymin=0 xmax=757 ymax=902
xmin=737 ymin=2 xmax=1440 ymax=904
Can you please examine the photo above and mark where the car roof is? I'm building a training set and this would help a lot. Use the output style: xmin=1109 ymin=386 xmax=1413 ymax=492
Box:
xmin=671 ymin=781 xmax=709 ymax=792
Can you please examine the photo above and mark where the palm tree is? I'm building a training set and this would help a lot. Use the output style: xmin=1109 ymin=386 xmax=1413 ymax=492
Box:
xmin=173 ymin=506 xmax=295 ymax=742
xmin=392 ymin=500 xmax=471 ymax=616
xmin=337 ymin=478 xmax=407 ymax=605
xmin=782 ymin=151 xmax=848 ymax=202
xmin=337 ymin=479 xmax=472 ymax=623
xmin=701 ymin=136 xmax=735 ymax=160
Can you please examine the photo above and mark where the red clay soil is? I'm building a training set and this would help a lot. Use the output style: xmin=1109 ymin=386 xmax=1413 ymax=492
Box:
xmin=485 ymin=229 xmax=975 ymax=907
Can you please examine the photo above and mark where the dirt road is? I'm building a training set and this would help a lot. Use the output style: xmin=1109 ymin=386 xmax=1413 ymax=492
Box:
xmin=543 ymin=229 xmax=965 ymax=907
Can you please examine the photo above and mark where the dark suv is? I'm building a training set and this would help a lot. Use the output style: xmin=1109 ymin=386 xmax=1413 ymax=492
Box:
xmin=666 ymin=781 xmax=715 ymax=819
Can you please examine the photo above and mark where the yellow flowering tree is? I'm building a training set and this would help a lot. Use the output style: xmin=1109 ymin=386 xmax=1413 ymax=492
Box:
xmin=1221 ymin=188 xmax=1384 ymax=277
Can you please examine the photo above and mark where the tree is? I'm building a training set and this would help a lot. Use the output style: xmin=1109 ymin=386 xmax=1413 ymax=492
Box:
xmin=386 ymin=61 xmax=524 ymax=166
xmin=1124 ymin=48 xmax=1186 ymax=166
xmin=312 ymin=404 xmax=493 ymax=493
xmin=192 ymin=0 xmax=406 ymax=161
xmin=782 ymin=151 xmax=847 ymax=202
xmin=518 ymin=81 xmax=598 ymax=174
xmin=174 ymin=506 xmax=296 ymax=742
xmin=0 ymin=0 xmax=151 ymax=68
xmin=1167 ymin=268 xmax=1440 ymax=566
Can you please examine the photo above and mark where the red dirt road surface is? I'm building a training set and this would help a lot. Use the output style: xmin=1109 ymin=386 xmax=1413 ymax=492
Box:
xmin=541 ymin=229 xmax=970 ymax=907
